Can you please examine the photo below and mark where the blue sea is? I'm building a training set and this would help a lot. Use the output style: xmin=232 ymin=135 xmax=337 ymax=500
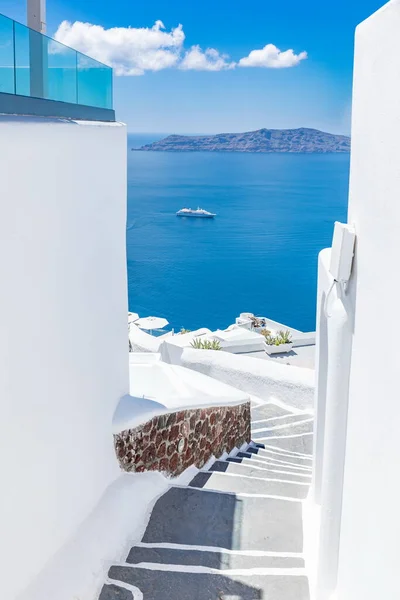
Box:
xmin=127 ymin=134 xmax=349 ymax=333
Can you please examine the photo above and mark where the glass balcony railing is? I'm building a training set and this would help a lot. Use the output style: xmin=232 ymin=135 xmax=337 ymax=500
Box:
xmin=0 ymin=13 xmax=113 ymax=110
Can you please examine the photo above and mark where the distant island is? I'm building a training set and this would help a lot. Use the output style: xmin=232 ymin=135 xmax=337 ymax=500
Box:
xmin=136 ymin=128 xmax=350 ymax=154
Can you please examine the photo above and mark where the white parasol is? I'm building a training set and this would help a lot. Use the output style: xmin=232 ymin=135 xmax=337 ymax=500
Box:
xmin=135 ymin=316 xmax=169 ymax=332
xmin=128 ymin=312 xmax=140 ymax=323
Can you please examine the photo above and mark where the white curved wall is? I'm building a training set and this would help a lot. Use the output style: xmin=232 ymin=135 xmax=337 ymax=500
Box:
xmin=313 ymin=249 xmax=355 ymax=600
xmin=0 ymin=116 xmax=128 ymax=599
xmin=180 ymin=347 xmax=314 ymax=410
xmin=320 ymin=2 xmax=400 ymax=599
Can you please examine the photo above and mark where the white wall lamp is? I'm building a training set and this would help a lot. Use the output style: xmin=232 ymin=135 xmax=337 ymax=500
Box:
xmin=324 ymin=222 xmax=356 ymax=318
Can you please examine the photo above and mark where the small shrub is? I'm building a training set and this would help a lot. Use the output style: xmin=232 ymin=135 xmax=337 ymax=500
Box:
xmin=190 ymin=338 xmax=204 ymax=349
xmin=265 ymin=329 xmax=292 ymax=346
xmin=260 ymin=328 xmax=272 ymax=338
xmin=180 ymin=328 xmax=191 ymax=334
xmin=190 ymin=338 xmax=222 ymax=350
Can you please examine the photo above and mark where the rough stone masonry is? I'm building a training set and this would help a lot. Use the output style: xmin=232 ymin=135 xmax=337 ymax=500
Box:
xmin=114 ymin=402 xmax=251 ymax=476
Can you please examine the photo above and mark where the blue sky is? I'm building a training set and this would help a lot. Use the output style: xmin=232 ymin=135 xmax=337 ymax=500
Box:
xmin=2 ymin=0 xmax=385 ymax=133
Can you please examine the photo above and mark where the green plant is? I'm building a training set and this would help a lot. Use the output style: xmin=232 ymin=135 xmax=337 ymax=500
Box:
xmin=211 ymin=340 xmax=222 ymax=350
xmin=180 ymin=328 xmax=191 ymax=334
xmin=277 ymin=329 xmax=292 ymax=344
xmin=190 ymin=338 xmax=222 ymax=350
xmin=265 ymin=329 xmax=292 ymax=346
xmin=190 ymin=337 xmax=204 ymax=349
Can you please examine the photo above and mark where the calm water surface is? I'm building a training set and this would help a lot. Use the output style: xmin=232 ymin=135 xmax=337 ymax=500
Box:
xmin=127 ymin=134 xmax=349 ymax=332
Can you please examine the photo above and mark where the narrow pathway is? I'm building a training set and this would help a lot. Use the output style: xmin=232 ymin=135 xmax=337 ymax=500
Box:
xmin=100 ymin=401 xmax=313 ymax=599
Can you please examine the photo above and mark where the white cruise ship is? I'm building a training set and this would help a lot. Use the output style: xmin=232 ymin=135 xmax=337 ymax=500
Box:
xmin=176 ymin=207 xmax=216 ymax=218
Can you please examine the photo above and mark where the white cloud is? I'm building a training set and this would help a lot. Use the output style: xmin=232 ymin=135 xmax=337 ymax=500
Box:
xmin=179 ymin=45 xmax=235 ymax=72
xmin=238 ymin=44 xmax=307 ymax=69
xmin=54 ymin=20 xmax=307 ymax=76
xmin=54 ymin=20 xmax=185 ymax=75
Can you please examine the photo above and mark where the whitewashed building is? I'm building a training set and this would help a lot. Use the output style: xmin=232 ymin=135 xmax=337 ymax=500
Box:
xmin=0 ymin=7 xmax=129 ymax=600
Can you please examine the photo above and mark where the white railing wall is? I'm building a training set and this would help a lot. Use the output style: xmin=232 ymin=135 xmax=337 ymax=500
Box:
xmin=313 ymin=248 xmax=355 ymax=600
xmin=180 ymin=347 xmax=315 ymax=411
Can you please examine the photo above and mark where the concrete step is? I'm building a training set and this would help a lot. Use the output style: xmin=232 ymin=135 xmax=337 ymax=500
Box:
xmin=252 ymin=413 xmax=313 ymax=428
xmin=126 ymin=545 xmax=304 ymax=569
xmin=237 ymin=451 xmax=254 ymax=459
xmin=244 ymin=446 xmax=260 ymax=454
xmin=100 ymin=583 xmax=133 ymax=599
xmin=255 ymin=434 xmax=313 ymax=455
xmin=226 ymin=456 xmax=243 ymax=464
xmin=251 ymin=403 xmax=293 ymax=421
xmin=256 ymin=447 xmax=313 ymax=465
xmin=239 ymin=455 xmax=312 ymax=474
xmin=99 ymin=584 xmax=133 ymax=600
xmin=142 ymin=486 xmax=304 ymax=552
xmin=252 ymin=419 xmax=313 ymax=440
xmin=189 ymin=471 xmax=309 ymax=499
xmin=253 ymin=448 xmax=312 ymax=467
xmin=106 ymin=566 xmax=310 ymax=600
xmin=210 ymin=459 xmax=311 ymax=483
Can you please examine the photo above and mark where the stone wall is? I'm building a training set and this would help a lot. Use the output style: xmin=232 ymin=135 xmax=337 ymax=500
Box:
xmin=115 ymin=402 xmax=251 ymax=476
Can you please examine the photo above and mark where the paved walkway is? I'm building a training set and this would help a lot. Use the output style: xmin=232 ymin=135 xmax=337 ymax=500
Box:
xmin=100 ymin=401 xmax=313 ymax=599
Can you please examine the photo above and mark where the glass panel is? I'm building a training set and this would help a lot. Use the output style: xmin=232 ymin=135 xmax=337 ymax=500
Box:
xmin=0 ymin=14 xmax=113 ymax=109
xmin=77 ymin=52 xmax=112 ymax=109
xmin=0 ymin=14 xmax=15 ymax=94
xmin=14 ymin=21 xmax=30 ymax=96
xmin=46 ymin=37 xmax=77 ymax=103
xmin=14 ymin=26 xmax=77 ymax=102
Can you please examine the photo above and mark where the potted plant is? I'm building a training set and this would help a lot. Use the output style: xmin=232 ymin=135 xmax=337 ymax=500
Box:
xmin=190 ymin=338 xmax=222 ymax=350
xmin=264 ymin=330 xmax=293 ymax=355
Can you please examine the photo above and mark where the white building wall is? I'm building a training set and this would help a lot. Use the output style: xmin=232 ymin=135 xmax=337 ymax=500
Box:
xmin=0 ymin=116 xmax=128 ymax=599
xmin=321 ymin=1 xmax=400 ymax=599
